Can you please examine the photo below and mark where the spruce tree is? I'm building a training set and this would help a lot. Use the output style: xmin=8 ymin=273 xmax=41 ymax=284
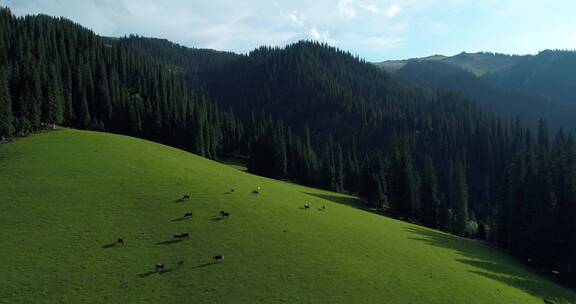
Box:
xmin=43 ymin=65 xmax=65 ymax=128
xmin=0 ymin=67 xmax=14 ymax=139
xmin=453 ymin=160 xmax=470 ymax=235
xmin=421 ymin=157 xmax=440 ymax=228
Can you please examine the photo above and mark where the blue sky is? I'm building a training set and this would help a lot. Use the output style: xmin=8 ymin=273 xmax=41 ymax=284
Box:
xmin=4 ymin=0 xmax=576 ymax=61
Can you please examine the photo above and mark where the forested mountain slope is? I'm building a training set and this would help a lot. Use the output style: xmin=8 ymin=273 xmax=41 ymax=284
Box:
xmin=1 ymin=7 xmax=576 ymax=285
xmin=482 ymin=50 xmax=576 ymax=105
xmin=393 ymin=60 xmax=576 ymax=133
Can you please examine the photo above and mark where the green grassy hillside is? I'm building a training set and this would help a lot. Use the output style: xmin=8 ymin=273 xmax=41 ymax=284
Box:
xmin=376 ymin=52 xmax=519 ymax=76
xmin=1 ymin=130 xmax=575 ymax=304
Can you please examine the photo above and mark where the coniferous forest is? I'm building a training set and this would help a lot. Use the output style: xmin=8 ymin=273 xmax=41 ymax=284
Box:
xmin=2 ymin=8 xmax=576 ymax=285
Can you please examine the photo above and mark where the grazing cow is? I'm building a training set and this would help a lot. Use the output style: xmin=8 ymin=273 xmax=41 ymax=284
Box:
xmin=213 ymin=255 xmax=224 ymax=263
xmin=155 ymin=264 xmax=165 ymax=272
xmin=230 ymin=189 xmax=235 ymax=193
xmin=219 ymin=211 xmax=230 ymax=217
xmin=182 ymin=195 xmax=191 ymax=200
xmin=177 ymin=260 xmax=185 ymax=266
xmin=173 ymin=233 xmax=190 ymax=239
xmin=117 ymin=237 xmax=124 ymax=245
xmin=321 ymin=205 xmax=326 ymax=211
xmin=304 ymin=203 xmax=310 ymax=210
xmin=184 ymin=212 xmax=193 ymax=218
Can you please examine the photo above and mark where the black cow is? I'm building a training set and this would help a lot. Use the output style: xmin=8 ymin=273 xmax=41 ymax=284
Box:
xmin=173 ymin=233 xmax=190 ymax=239
xmin=117 ymin=237 xmax=124 ymax=245
xmin=304 ymin=203 xmax=310 ymax=210
xmin=184 ymin=212 xmax=193 ymax=218
xmin=230 ymin=189 xmax=235 ymax=193
xmin=219 ymin=211 xmax=230 ymax=217
xmin=182 ymin=195 xmax=191 ymax=200
xmin=213 ymin=255 xmax=224 ymax=263
xmin=177 ymin=260 xmax=185 ymax=266
xmin=155 ymin=264 xmax=165 ymax=272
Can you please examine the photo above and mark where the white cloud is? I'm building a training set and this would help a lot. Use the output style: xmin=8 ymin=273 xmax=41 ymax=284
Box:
xmin=309 ymin=27 xmax=334 ymax=43
xmin=7 ymin=0 xmax=576 ymax=62
xmin=287 ymin=11 xmax=305 ymax=27
xmin=3 ymin=0 xmax=447 ymax=60
xmin=432 ymin=23 xmax=448 ymax=31
xmin=359 ymin=3 xmax=379 ymax=13
xmin=337 ymin=0 xmax=357 ymax=19
xmin=384 ymin=4 xmax=401 ymax=18
xmin=360 ymin=36 xmax=402 ymax=51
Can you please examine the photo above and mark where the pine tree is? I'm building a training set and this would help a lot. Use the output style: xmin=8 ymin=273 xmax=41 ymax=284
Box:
xmin=389 ymin=151 xmax=416 ymax=218
xmin=42 ymin=65 xmax=64 ymax=128
xmin=359 ymin=156 xmax=388 ymax=208
xmin=344 ymin=140 xmax=360 ymax=193
xmin=421 ymin=157 xmax=440 ymax=228
xmin=334 ymin=143 xmax=344 ymax=192
xmin=28 ymin=65 xmax=43 ymax=130
xmin=96 ymin=62 xmax=112 ymax=123
xmin=453 ymin=160 xmax=470 ymax=235
xmin=0 ymin=67 xmax=14 ymax=139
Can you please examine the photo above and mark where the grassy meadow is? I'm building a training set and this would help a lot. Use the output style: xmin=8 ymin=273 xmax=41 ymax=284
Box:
xmin=1 ymin=129 xmax=575 ymax=303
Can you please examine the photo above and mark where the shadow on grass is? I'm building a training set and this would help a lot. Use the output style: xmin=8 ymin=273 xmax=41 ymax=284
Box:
xmin=137 ymin=268 xmax=176 ymax=278
xmin=101 ymin=243 xmax=118 ymax=249
xmin=218 ymin=158 xmax=248 ymax=172
xmin=303 ymin=192 xmax=362 ymax=207
xmin=211 ymin=216 xmax=226 ymax=221
xmin=158 ymin=268 xmax=175 ymax=275
xmin=303 ymin=192 xmax=389 ymax=215
xmin=155 ymin=239 xmax=184 ymax=245
xmin=192 ymin=262 xmax=216 ymax=269
xmin=136 ymin=271 xmax=157 ymax=278
xmin=173 ymin=199 xmax=190 ymax=203
xmin=171 ymin=217 xmax=190 ymax=222
xmin=406 ymin=226 xmax=576 ymax=303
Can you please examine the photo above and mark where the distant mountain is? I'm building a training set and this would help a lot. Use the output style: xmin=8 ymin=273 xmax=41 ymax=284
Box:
xmin=379 ymin=51 xmax=576 ymax=132
xmin=376 ymin=54 xmax=447 ymax=73
xmin=377 ymin=52 xmax=520 ymax=76
xmin=482 ymin=50 xmax=576 ymax=104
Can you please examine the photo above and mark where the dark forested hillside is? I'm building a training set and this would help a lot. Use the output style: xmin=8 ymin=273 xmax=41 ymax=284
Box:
xmin=2 ymin=7 xmax=576 ymax=285
xmin=0 ymin=8 xmax=238 ymax=159
xmin=482 ymin=50 xmax=576 ymax=104
xmin=394 ymin=60 xmax=576 ymax=133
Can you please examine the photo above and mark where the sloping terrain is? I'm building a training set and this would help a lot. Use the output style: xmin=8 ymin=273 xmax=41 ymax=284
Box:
xmin=393 ymin=59 xmax=576 ymax=132
xmin=1 ymin=130 xmax=575 ymax=304
xmin=376 ymin=52 xmax=519 ymax=76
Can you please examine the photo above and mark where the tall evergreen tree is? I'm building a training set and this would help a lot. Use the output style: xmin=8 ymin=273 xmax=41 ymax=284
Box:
xmin=0 ymin=67 xmax=14 ymax=138
xmin=421 ymin=157 xmax=440 ymax=228
xmin=453 ymin=160 xmax=470 ymax=235
xmin=42 ymin=65 xmax=65 ymax=128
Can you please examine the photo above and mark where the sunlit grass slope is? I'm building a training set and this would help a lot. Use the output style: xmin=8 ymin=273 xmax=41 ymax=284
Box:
xmin=1 ymin=129 xmax=575 ymax=304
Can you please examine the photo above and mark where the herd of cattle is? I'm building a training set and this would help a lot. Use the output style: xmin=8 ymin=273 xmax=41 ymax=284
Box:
xmin=110 ymin=186 xmax=326 ymax=274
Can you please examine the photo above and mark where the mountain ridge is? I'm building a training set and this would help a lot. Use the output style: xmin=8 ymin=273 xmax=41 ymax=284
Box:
xmin=3 ymin=7 xmax=576 ymax=288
